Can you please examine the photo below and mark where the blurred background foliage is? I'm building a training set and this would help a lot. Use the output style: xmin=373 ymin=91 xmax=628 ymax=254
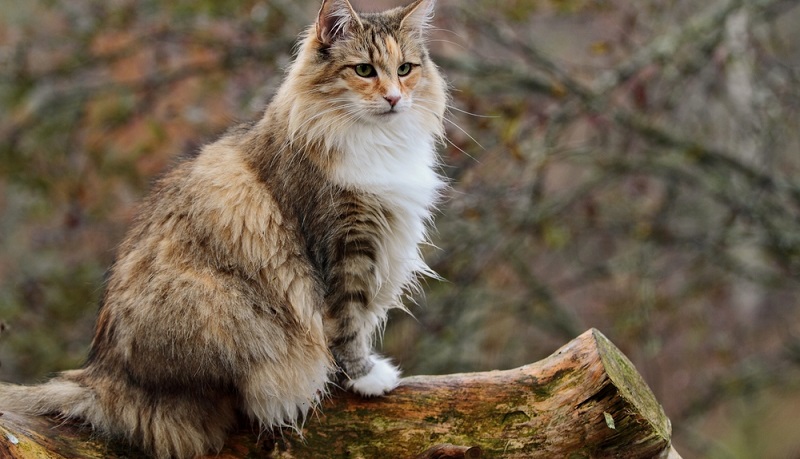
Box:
xmin=1 ymin=0 xmax=799 ymax=457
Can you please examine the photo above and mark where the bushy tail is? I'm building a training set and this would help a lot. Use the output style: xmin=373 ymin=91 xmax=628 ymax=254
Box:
xmin=0 ymin=369 xmax=237 ymax=459
xmin=0 ymin=369 xmax=98 ymax=421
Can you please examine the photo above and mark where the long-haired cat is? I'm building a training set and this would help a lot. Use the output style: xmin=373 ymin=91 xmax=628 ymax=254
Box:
xmin=0 ymin=0 xmax=447 ymax=457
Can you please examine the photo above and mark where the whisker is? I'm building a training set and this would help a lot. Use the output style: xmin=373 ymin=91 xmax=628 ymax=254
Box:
xmin=408 ymin=106 xmax=480 ymax=163
xmin=290 ymin=106 xmax=351 ymax=136
xmin=411 ymin=102 xmax=485 ymax=152
xmin=446 ymin=105 xmax=497 ymax=119
xmin=427 ymin=39 xmax=467 ymax=50
xmin=427 ymin=26 xmax=469 ymax=41
xmin=413 ymin=96 xmax=495 ymax=120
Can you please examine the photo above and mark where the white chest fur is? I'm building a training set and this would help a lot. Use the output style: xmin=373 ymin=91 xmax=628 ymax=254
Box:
xmin=328 ymin=118 xmax=444 ymax=309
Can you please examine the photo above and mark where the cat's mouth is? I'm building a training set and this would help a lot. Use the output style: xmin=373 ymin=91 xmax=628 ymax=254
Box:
xmin=378 ymin=106 xmax=404 ymax=117
xmin=362 ymin=103 xmax=407 ymax=119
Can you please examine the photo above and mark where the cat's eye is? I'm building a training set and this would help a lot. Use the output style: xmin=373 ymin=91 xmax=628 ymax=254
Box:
xmin=354 ymin=64 xmax=377 ymax=78
xmin=397 ymin=63 xmax=413 ymax=76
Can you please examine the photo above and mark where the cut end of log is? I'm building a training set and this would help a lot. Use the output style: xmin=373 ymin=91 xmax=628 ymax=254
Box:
xmin=592 ymin=328 xmax=672 ymax=439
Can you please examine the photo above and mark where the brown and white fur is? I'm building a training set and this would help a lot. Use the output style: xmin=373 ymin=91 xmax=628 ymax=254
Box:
xmin=0 ymin=0 xmax=447 ymax=457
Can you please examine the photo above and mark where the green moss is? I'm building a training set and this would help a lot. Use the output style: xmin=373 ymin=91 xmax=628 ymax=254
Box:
xmin=526 ymin=368 xmax=572 ymax=399
xmin=502 ymin=410 xmax=531 ymax=425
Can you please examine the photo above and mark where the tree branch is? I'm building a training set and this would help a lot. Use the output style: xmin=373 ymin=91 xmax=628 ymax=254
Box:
xmin=0 ymin=329 xmax=679 ymax=458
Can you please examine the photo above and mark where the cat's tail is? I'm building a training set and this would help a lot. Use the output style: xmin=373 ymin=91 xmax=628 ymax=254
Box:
xmin=0 ymin=369 xmax=237 ymax=459
xmin=0 ymin=369 xmax=99 ymax=420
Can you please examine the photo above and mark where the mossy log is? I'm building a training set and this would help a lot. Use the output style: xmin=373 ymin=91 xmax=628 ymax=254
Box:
xmin=0 ymin=329 xmax=680 ymax=458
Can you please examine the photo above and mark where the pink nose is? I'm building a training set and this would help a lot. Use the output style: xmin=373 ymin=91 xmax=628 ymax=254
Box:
xmin=384 ymin=94 xmax=401 ymax=107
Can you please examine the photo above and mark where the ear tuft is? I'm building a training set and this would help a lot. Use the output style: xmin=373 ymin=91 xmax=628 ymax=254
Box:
xmin=316 ymin=0 xmax=362 ymax=46
xmin=400 ymin=0 xmax=435 ymax=31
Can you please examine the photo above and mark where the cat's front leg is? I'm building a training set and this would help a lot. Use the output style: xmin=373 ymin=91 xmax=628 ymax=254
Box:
xmin=325 ymin=236 xmax=400 ymax=397
xmin=330 ymin=330 xmax=400 ymax=397
xmin=349 ymin=355 xmax=400 ymax=396
xmin=325 ymin=294 xmax=400 ymax=396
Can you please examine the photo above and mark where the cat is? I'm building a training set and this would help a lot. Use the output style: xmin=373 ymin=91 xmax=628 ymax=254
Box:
xmin=0 ymin=0 xmax=447 ymax=457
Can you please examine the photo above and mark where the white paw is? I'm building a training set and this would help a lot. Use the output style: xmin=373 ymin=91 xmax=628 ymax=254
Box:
xmin=346 ymin=356 xmax=400 ymax=397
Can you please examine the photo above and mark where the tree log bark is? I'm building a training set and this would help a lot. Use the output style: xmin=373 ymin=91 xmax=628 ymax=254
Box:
xmin=0 ymin=329 xmax=680 ymax=458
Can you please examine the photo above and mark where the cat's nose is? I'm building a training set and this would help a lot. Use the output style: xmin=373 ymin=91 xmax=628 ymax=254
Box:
xmin=384 ymin=94 xmax=401 ymax=108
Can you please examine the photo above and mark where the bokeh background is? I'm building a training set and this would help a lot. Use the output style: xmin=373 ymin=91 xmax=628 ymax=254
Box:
xmin=1 ymin=0 xmax=799 ymax=457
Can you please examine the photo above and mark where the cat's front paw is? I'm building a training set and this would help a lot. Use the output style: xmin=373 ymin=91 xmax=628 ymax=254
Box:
xmin=346 ymin=356 xmax=400 ymax=397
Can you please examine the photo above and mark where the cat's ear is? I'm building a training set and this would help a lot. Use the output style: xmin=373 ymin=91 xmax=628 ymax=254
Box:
xmin=400 ymin=0 xmax=435 ymax=32
xmin=316 ymin=0 xmax=363 ymax=46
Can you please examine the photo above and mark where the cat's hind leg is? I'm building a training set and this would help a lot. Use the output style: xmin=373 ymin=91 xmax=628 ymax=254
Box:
xmin=239 ymin=328 xmax=332 ymax=430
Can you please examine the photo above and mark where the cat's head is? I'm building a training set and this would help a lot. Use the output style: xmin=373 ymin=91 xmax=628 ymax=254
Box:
xmin=282 ymin=0 xmax=447 ymax=148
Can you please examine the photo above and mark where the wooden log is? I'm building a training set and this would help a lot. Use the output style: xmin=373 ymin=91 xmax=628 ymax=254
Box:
xmin=0 ymin=329 xmax=679 ymax=458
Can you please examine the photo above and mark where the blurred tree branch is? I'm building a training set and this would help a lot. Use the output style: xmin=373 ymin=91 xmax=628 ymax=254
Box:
xmin=427 ymin=3 xmax=800 ymax=454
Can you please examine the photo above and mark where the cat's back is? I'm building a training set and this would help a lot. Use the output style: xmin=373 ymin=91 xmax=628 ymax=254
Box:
xmin=99 ymin=126 xmax=326 ymax=380
xmin=107 ymin=125 xmax=321 ymax=324
xmin=121 ymin=127 xmax=295 ymax=270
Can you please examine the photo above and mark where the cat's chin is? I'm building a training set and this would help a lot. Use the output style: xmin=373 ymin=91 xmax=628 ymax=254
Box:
xmin=362 ymin=105 xmax=410 ymax=120
xmin=360 ymin=110 xmax=413 ymax=128
xmin=370 ymin=109 xmax=403 ymax=120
